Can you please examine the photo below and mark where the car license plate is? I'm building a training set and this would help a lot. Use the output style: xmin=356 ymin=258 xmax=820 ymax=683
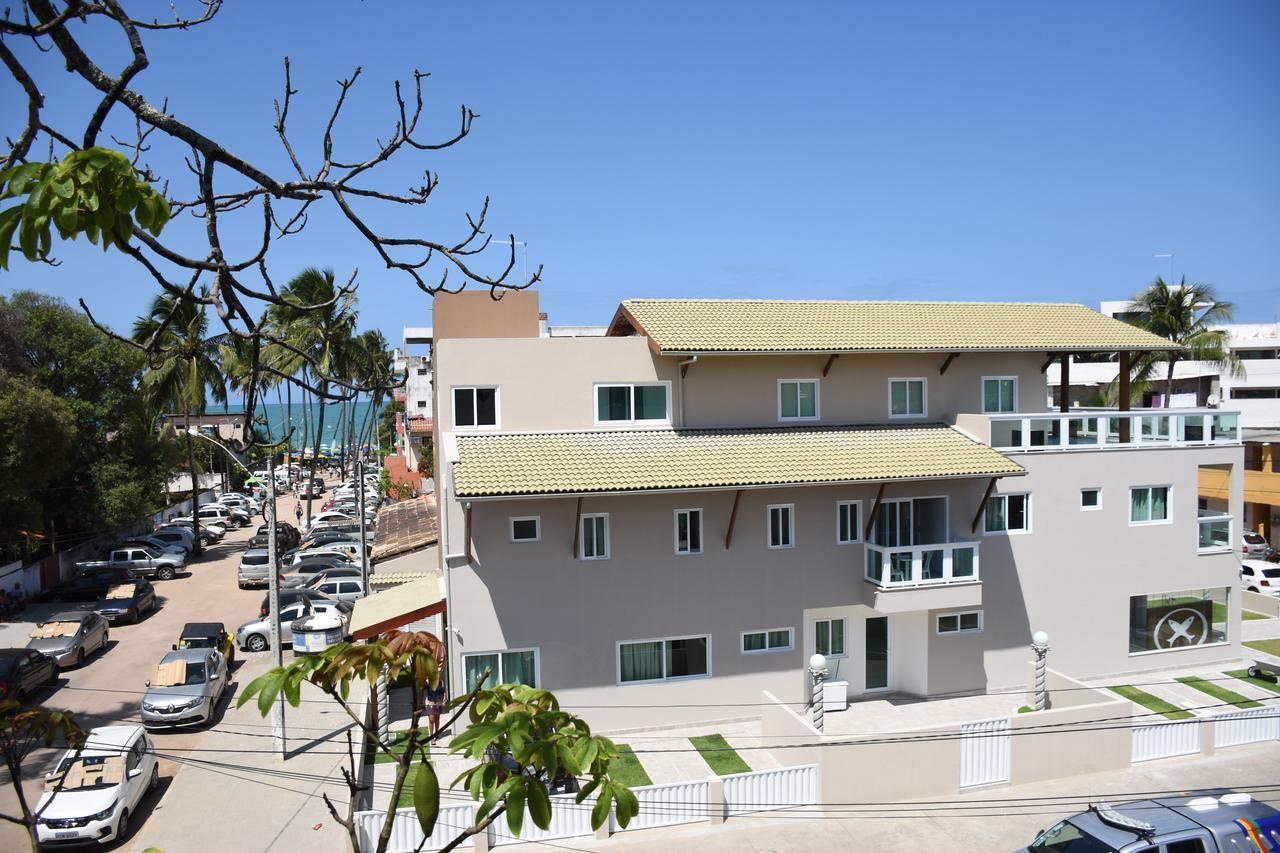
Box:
xmin=56 ymin=831 xmax=81 ymax=838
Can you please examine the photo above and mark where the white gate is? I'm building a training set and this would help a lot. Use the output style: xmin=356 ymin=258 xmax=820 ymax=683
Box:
xmin=489 ymin=793 xmax=593 ymax=847
xmin=354 ymin=803 xmax=476 ymax=853
xmin=722 ymin=765 xmax=818 ymax=817
xmin=1214 ymin=707 xmax=1280 ymax=749
xmin=959 ymin=718 xmax=1010 ymax=788
xmin=1132 ymin=719 xmax=1200 ymax=763
xmin=621 ymin=779 xmax=710 ymax=831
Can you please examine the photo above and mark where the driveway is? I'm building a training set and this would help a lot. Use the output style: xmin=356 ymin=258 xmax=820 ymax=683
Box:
xmin=0 ymin=495 xmax=304 ymax=851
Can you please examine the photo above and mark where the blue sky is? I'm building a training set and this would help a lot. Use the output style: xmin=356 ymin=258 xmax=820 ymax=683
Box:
xmin=3 ymin=1 xmax=1278 ymax=342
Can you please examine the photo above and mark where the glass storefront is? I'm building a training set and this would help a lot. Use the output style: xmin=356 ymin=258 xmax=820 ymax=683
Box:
xmin=1128 ymin=588 xmax=1228 ymax=653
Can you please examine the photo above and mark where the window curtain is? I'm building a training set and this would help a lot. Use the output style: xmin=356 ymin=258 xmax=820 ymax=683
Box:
xmin=767 ymin=630 xmax=791 ymax=649
xmin=1131 ymin=488 xmax=1150 ymax=523
xmin=780 ymin=383 xmax=799 ymax=418
xmin=1150 ymin=487 xmax=1168 ymax=521
xmin=743 ymin=632 xmax=766 ymax=652
xmin=464 ymin=654 xmax=499 ymax=692
xmin=985 ymin=498 xmax=1006 ymax=532
xmin=500 ymin=651 xmax=537 ymax=687
xmin=620 ymin=641 xmax=664 ymax=682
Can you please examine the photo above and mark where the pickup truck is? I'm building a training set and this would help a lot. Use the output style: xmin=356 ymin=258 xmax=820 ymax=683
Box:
xmin=75 ymin=547 xmax=183 ymax=581
xmin=1021 ymin=791 xmax=1280 ymax=852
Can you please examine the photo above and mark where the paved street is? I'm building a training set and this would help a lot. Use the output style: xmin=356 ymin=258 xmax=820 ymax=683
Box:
xmin=0 ymin=489 xmax=352 ymax=852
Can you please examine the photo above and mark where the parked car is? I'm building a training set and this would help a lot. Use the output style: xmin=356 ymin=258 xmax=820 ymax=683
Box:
xmin=308 ymin=575 xmax=365 ymax=603
xmin=306 ymin=511 xmax=355 ymax=530
xmin=298 ymin=530 xmax=367 ymax=551
xmin=27 ymin=611 xmax=109 ymax=668
xmin=76 ymin=547 xmax=183 ymax=581
xmin=217 ymin=493 xmax=260 ymax=513
xmin=258 ymin=588 xmax=344 ymax=617
xmin=280 ymin=561 xmax=353 ymax=588
xmin=140 ymin=647 xmax=228 ymax=729
xmin=192 ymin=505 xmax=240 ymax=529
xmin=302 ymin=566 xmax=363 ymax=586
xmin=1242 ymin=532 xmax=1270 ymax=558
xmin=174 ymin=622 xmax=236 ymax=670
xmin=56 ymin=566 xmax=137 ymax=602
xmin=165 ymin=520 xmax=222 ymax=544
xmin=1020 ymin=790 xmax=1280 ymax=852
xmin=256 ymin=522 xmax=300 ymax=550
xmin=93 ymin=579 xmax=157 ymax=624
xmin=149 ymin=528 xmax=196 ymax=552
xmin=0 ymin=648 xmax=59 ymax=699
xmin=1240 ymin=559 xmax=1280 ymax=595
xmin=288 ymin=548 xmax=356 ymax=567
xmin=116 ymin=535 xmax=188 ymax=556
xmin=237 ymin=597 xmax=350 ymax=652
xmin=34 ymin=724 xmax=159 ymax=847
xmin=237 ymin=548 xmax=275 ymax=589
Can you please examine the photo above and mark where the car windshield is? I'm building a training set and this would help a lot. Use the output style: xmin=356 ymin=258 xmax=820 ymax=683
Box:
xmin=1265 ymin=568 xmax=1280 ymax=579
xmin=52 ymin=755 xmax=125 ymax=790
xmin=1029 ymin=820 xmax=1116 ymax=852
xmin=179 ymin=637 xmax=215 ymax=649
xmin=0 ymin=657 xmax=18 ymax=678
xmin=1245 ymin=533 xmax=1266 ymax=544
xmin=181 ymin=661 xmax=207 ymax=684
xmin=242 ymin=554 xmax=269 ymax=566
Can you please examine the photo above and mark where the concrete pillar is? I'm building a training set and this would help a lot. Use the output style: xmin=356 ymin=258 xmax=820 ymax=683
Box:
xmin=707 ymin=775 xmax=726 ymax=825
xmin=595 ymin=813 xmax=612 ymax=840
xmin=472 ymin=824 xmax=490 ymax=853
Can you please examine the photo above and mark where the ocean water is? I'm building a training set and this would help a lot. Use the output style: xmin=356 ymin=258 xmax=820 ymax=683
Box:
xmin=205 ymin=401 xmax=385 ymax=451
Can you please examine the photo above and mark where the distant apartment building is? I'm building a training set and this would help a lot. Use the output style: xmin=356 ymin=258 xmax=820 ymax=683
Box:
xmin=430 ymin=294 xmax=1245 ymax=728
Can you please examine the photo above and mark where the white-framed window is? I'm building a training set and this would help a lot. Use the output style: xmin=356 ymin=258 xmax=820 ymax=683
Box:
xmin=1080 ymin=488 xmax=1102 ymax=511
xmin=767 ymin=504 xmax=794 ymax=549
xmin=1130 ymin=486 xmax=1171 ymax=525
xmin=937 ymin=611 xmax=983 ymax=635
xmin=888 ymin=378 xmax=927 ymax=418
xmin=674 ymin=508 xmax=703 ymax=555
xmin=510 ymin=516 xmax=541 ymax=543
xmin=984 ymin=493 xmax=1031 ymax=534
xmin=416 ymin=399 xmax=428 ymax=409
xmin=580 ymin=513 xmax=610 ymax=560
xmin=452 ymin=386 xmax=499 ymax=429
xmin=741 ymin=627 xmax=794 ymax=655
xmin=462 ymin=648 xmax=539 ymax=691
xmin=618 ymin=635 xmax=710 ymax=684
xmin=836 ymin=500 xmax=861 ymax=544
xmin=595 ymin=382 xmax=671 ymax=425
xmin=777 ymin=379 xmax=820 ymax=421
xmin=981 ymin=377 xmax=1018 ymax=414
xmin=814 ymin=618 xmax=846 ymax=657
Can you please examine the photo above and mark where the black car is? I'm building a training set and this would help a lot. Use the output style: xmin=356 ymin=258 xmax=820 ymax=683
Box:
xmin=93 ymin=579 xmax=157 ymax=624
xmin=56 ymin=567 xmax=137 ymax=602
xmin=292 ymin=552 xmax=355 ymax=569
xmin=255 ymin=522 xmax=300 ymax=550
xmin=0 ymin=648 xmax=58 ymax=699
xmin=175 ymin=621 xmax=236 ymax=669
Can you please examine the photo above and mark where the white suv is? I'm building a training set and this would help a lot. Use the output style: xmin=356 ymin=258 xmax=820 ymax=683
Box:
xmin=36 ymin=724 xmax=159 ymax=846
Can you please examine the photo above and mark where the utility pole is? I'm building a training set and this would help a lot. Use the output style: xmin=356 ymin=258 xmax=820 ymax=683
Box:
xmin=267 ymin=454 xmax=287 ymax=756
xmin=358 ymin=458 xmax=370 ymax=597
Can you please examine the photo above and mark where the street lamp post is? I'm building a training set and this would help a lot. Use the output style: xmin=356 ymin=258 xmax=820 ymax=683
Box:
xmin=1031 ymin=630 xmax=1051 ymax=712
xmin=808 ymin=653 xmax=828 ymax=732
xmin=187 ymin=429 xmax=286 ymax=756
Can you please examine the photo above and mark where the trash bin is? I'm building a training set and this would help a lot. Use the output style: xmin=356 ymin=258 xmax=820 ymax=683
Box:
xmin=822 ymin=680 xmax=848 ymax=712
xmin=291 ymin=612 xmax=345 ymax=654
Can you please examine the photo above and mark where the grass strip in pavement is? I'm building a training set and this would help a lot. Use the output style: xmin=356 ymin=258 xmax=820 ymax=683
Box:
xmin=1243 ymin=609 xmax=1269 ymax=621
xmin=689 ymin=733 xmax=752 ymax=776
xmin=1109 ymin=685 xmax=1193 ymax=721
xmin=1226 ymin=669 xmax=1280 ymax=695
xmin=1175 ymin=676 xmax=1262 ymax=709
xmin=610 ymin=745 xmax=654 ymax=788
xmin=1244 ymin=638 xmax=1280 ymax=657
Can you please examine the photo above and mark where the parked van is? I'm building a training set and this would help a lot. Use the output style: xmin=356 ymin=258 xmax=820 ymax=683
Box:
xmin=237 ymin=549 xmax=274 ymax=589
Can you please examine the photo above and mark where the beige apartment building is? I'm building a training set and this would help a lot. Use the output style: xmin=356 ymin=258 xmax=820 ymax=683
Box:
xmin=430 ymin=293 xmax=1245 ymax=729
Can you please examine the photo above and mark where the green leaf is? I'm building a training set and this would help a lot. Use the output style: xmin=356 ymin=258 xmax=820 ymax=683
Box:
xmin=477 ymin=776 xmax=521 ymax=821
xmin=556 ymin=743 xmax=581 ymax=777
xmin=18 ymin=215 xmax=37 ymax=260
xmin=468 ymin=763 xmax=485 ymax=800
xmin=412 ymin=758 xmax=440 ymax=837
xmin=0 ymin=209 xmax=19 ymax=270
xmin=1 ymin=162 xmax=45 ymax=198
xmin=526 ymin=778 xmax=551 ymax=830
xmin=505 ymin=781 xmax=526 ymax=837
xmin=51 ymin=179 xmax=75 ymax=199
xmin=590 ymin=786 xmax=613 ymax=831
xmin=613 ymin=783 xmax=639 ymax=829
xmin=574 ymin=778 xmax=599 ymax=805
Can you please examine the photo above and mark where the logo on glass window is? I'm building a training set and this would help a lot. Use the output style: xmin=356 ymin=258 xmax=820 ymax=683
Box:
xmin=1153 ymin=608 xmax=1209 ymax=649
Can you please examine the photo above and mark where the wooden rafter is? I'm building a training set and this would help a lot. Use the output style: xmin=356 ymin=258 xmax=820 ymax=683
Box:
xmin=1040 ymin=354 xmax=1056 ymax=373
xmin=864 ymin=482 xmax=888 ymax=541
xmin=725 ymin=489 xmax=743 ymax=549
xmin=1059 ymin=354 xmax=1071 ymax=413
xmin=1118 ymin=350 xmax=1132 ymax=442
xmin=822 ymin=354 xmax=839 ymax=377
xmin=571 ymin=496 xmax=583 ymax=559
xmin=970 ymin=477 xmax=998 ymax=534
xmin=463 ymin=504 xmax=473 ymax=563
xmin=939 ymin=353 xmax=959 ymax=375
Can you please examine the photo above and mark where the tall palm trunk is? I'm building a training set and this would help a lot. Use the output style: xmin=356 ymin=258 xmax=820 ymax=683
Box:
xmin=1165 ymin=354 xmax=1178 ymax=408
xmin=185 ymin=408 xmax=203 ymax=556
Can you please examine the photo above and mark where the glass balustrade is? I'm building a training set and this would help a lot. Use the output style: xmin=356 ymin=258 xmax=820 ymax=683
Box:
xmin=864 ymin=541 xmax=981 ymax=588
xmin=986 ymin=410 xmax=1241 ymax=452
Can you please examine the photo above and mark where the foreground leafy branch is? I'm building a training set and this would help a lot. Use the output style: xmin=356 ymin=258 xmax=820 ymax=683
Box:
xmin=0 ymin=699 xmax=87 ymax=852
xmin=237 ymin=631 xmax=635 ymax=853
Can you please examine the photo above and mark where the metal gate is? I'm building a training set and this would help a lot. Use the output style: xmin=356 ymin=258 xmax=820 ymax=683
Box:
xmin=959 ymin=718 xmax=1011 ymax=788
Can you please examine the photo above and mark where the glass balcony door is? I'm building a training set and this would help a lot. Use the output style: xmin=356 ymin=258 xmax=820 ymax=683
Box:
xmin=865 ymin=617 xmax=889 ymax=691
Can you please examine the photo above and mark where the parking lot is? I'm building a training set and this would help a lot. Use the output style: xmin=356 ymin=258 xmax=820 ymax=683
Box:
xmin=0 ymin=490 xmax=322 ymax=851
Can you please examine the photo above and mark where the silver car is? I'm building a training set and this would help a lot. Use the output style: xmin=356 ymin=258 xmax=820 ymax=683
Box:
xmin=27 ymin=611 xmax=109 ymax=668
xmin=235 ymin=599 xmax=349 ymax=652
xmin=140 ymin=648 xmax=228 ymax=729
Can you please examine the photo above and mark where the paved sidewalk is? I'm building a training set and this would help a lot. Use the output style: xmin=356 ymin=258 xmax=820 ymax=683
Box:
xmin=1242 ymin=614 xmax=1280 ymax=642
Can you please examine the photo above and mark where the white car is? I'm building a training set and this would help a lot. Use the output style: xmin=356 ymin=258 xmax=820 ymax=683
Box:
xmin=307 ymin=511 xmax=356 ymax=530
xmin=36 ymin=724 xmax=159 ymax=847
xmin=1241 ymin=559 xmax=1280 ymax=596
xmin=170 ymin=516 xmax=227 ymax=539
xmin=1242 ymin=532 xmax=1270 ymax=558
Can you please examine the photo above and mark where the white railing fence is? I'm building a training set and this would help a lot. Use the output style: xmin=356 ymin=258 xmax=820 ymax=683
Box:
xmin=1214 ymin=707 xmax=1280 ymax=749
xmin=723 ymin=765 xmax=819 ymax=817
xmin=620 ymin=779 xmax=710 ymax=831
xmin=1131 ymin=719 xmax=1201 ymax=763
xmin=959 ymin=718 xmax=1011 ymax=788
xmin=489 ymin=793 xmax=594 ymax=847
xmin=354 ymin=802 xmax=476 ymax=853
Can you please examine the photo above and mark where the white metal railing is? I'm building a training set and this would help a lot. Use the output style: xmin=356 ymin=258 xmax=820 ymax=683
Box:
xmin=1197 ymin=510 xmax=1232 ymax=553
xmin=959 ymin=718 xmax=1010 ymax=788
xmin=490 ymin=793 xmax=594 ymax=847
xmin=1132 ymin=719 xmax=1201 ymax=763
xmin=355 ymin=803 xmax=476 ymax=853
xmin=620 ymin=779 xmax=710 ymax=831
xmin=865 ymin=540 xmax=979 ymax=588
xmin=1214 ymin=707 xmax=1280 ymax=749
xmin=987 ymin=409 xmax=1241 ymax=453
xmin=722 ymin=765 xmax=818 ymax=817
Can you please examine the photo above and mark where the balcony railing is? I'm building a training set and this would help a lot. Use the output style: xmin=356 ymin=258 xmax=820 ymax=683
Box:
xmin=1197 ymin=510 xmax=1232 ymax=553
xmin=986 ymin=409 xmax=1240 ymax=453
xmin=864 ymin=540 xmax=980 ymax=588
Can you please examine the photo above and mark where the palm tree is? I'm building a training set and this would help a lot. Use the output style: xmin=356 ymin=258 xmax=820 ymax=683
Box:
xmin=132 ymin=293 xmax=228 ymax=555
xmin=269 ymin=268 xmax=357 ymax=522
xmin=1126 ymin=277 xmax=1244 ymax=408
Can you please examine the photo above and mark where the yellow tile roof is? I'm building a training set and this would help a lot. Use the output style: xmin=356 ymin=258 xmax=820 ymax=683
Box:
xmin=613 ymin=299 xmax=1174 ymax=354
xmin=453 ymin=425 xmax=1024 ymax=498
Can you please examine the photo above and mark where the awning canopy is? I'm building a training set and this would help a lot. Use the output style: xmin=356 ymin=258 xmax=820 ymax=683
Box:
xmin=348 ymin=576 xmax=446 ymax=640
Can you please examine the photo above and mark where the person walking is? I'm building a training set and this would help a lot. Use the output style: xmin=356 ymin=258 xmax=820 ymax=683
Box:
xmin=294 ymin=502 xmax=303 ymax=526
